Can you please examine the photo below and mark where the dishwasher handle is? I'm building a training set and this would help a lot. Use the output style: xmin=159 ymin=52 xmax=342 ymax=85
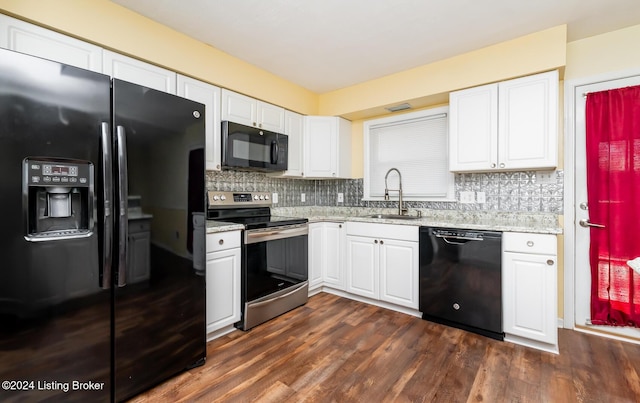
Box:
xmin=435 ymin=234 xmax=484 ymax=244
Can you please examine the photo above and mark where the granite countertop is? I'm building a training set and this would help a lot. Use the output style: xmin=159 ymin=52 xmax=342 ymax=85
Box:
xmin=272 ymin=206 xmax=563 ymax=235
xmin=204 ymin=206 xmax=562 ymax=235
xmin=206 ymin=220 xmax=244 ymax=234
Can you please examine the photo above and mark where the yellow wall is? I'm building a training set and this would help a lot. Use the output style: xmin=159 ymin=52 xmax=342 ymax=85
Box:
xmin=319 ymin=25 xmax=567 ymax=119
xmin=0 ymin=0 xmax=318 ymax=115
xmin=566 ymin=24 xmax=640 ymax=80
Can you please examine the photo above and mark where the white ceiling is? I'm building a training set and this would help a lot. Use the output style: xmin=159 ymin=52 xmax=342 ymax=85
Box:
xmin=111 ymin=0 xmax=640 ymax=93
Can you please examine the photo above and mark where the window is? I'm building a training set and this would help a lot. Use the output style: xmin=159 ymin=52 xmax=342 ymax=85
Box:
xmin=363 ymin=106 xmax=454 ymax=201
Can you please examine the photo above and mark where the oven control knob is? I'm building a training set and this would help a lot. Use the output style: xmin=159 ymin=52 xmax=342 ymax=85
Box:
xmin=220 ymin=195 xmax=226 ymax=201
xmin=254 ymin=195 xmax=259 ymax=200
xmin=453 ymin=303 xmax=460 ymax=310
xmin=212 ymin=195 xmax=219 ymax=201
xmin=259 ymin=195 xmax=264 ymax=200
xmin=265 ymin=195 xmax=270 ymax=200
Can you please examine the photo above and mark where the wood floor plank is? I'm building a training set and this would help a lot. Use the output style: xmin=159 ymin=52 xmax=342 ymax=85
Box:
xmin=131 ymin=292 xmax=640 ymax=403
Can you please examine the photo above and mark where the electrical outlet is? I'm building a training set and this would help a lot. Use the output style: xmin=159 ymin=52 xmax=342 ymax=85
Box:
xmin=272 ymin=193 xmax=278 ymax=204
xmin=459 ymin=191 xmax=475 ymax=204
xmin=301 ymin=193 xmax=306 ymax=203
xmin=536 ymin=170 xmax=556 ymax=184
xmin=476 ymin=191 xmax=486 ymax=204
xmin=337 ymin=193 xmax=344 ymax=203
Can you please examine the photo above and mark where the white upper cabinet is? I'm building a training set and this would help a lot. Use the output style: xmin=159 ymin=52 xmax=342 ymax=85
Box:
xmin=103 ymin=50 xmax=176 ymax=94
xmin=221 ymin=89 xmax=285 ymax=133
xmin=271 ymin=110 xmax=304 ymax=177
xmin=0 ymin=14 xmax=102 ymax=72
xmin=449 ymin=70 xmax=558 ymax=172
xmin=177 ymin=76 xmax=222 ymax=171
xmin=449 ymin=84 xmax=498 ymax=172
xmin=303 ymin=116 xmax=352 ymax=179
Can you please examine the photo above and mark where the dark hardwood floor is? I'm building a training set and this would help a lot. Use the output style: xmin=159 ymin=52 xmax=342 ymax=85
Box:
xmin=131 ymin=292 xmax=640 ymax=402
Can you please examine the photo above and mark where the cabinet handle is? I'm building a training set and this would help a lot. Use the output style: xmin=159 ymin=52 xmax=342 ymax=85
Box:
xmin=339 ymin=224 xmax=342 ymax=228
xmin=547 ymin=259 xmax=554 ymax=266
xmin=491 ymin=163 xmax=496 ymax=168
xmin=527 ymin=241 xmax=534 ymax=247
xmin=499 ymin=163 xmax=505 ymax=168
xmin=380 ymin=240 xmax=384 ymax=245
xmin=374 ymin=240 xmax=378 ymax=244
xmin=219 ymin=239 xmax=224 ymax=245
xmin=253 ymin=121 xmax=257 ymax=127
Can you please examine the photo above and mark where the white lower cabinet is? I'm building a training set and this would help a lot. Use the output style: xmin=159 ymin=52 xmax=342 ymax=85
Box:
xmin=346 ymin=222 xmax=419 ymax=309
xmin=206 ymin=231 xmax=241 ymax=338
xmin=503 ymin=232 xmax=558 ymax=353
xmin=308 ymin=222 xmax=345 ymax=293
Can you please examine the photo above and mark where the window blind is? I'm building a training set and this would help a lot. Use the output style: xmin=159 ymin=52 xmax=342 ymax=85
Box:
xmin=365 ymin=110 xmax=453 ymax=200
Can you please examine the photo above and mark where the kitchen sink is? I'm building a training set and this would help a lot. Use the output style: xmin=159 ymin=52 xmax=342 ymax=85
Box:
xmin=364 ymin=214 xmax=421 ymax=220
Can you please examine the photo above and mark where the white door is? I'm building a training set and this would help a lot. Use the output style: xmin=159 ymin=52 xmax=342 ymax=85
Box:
xmin=573 ymin=73 xmax=640 ymax=339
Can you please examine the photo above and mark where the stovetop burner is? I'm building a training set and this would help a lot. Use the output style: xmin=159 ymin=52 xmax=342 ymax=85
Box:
xmin=206 ymin=191 xmax=308 ymax=229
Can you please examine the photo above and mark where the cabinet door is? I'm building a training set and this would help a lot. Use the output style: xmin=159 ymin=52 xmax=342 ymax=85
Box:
xmin=449 ymin=83 xmax=498 ymax=172
xmin=308 ymin=223 xmax=324 ymax=290
xmin=0 ymin=14 xmax=102 ymax=72
xmin=323 ymin=223 xmax=345 ymax=290
xmin=103 ymin=50 xmax=176 ymax=94
xmin=304 ymin=116 xmax=337 ymax=178
xmin=206 ymin=248 xmax=241 ymax=333
xmin=498 ymin=70 xmax=558 ymax=170
xmin=283 ymin=110 xmax=304 ymax=176
xmin=379 ymin=239 xmax=419 ymax=309
xmin=221 ymin=89 xmax=256 ymax=127
xmin=503 ymin=251 xmax=557 ymax=345
xmin=257 ymin=101 xmax=285 ymax=132
xmin=346 ymin=235 xmax=378 ymax=299
xmin=177 ymin=76 xmax=222 ymax=170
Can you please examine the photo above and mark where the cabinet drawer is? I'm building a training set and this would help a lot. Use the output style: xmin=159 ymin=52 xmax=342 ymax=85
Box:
xmin=346 ymin=222 xmax=417 ymax=242
xmin=503 ymin=232 xmax=557 ymax=255
xmin=207 ymin=231 xmax=241 ymax=253
xmin=128 ymin=219 xmax=151 ymax=234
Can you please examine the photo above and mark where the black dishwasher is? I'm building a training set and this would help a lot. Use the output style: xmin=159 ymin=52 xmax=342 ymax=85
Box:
xmin=419 ymin=227 xmax=503 ymax=340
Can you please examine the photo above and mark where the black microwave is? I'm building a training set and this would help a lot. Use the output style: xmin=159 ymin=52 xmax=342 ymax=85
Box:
xmin=221 ymin=121 xmax=288 ymax=172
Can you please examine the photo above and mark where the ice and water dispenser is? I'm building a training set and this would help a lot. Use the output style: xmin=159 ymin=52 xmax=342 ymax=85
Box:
xmin=23 ymin=158 xmax=94 ymax=240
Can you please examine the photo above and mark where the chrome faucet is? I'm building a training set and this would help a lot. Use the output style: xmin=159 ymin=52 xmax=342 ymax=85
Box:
xmin=384 ymin=167 xmax=407 ymax=216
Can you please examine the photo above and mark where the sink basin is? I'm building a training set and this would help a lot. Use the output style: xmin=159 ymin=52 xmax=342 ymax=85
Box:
xmin=365 ymin=214 xmax=421 ymax=220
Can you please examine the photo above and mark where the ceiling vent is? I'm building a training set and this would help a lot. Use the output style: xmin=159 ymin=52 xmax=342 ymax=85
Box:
xmin=385 ymin=103 xmax=411 ymax=112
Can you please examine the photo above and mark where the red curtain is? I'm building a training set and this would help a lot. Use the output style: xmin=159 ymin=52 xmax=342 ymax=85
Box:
xmin=586 ymin=85 xmax=640 ymax=327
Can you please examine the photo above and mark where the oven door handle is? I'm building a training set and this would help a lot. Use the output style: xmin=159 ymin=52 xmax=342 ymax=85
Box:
xmin=245 ymin=225 xmax=308 ymax=244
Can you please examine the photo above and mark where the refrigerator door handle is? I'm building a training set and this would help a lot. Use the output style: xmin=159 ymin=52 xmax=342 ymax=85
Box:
xmin=101 ymin=122 xmax=113 ymax=289
xmin=116 ymin=125 xmax=128 ymax=287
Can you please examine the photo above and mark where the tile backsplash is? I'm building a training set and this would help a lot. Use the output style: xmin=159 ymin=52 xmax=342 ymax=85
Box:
xmin=206 ymin=170 xmax=564 ymax=214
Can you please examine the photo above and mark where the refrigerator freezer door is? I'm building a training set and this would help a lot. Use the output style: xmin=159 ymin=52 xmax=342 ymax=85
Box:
xmin=0 ymin=49 xmax=112 ymax=401
xmin=111 ymin=79 xmax=206 ymax=401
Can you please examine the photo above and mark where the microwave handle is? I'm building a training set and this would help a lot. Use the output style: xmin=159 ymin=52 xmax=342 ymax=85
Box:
xmin=271 ymin=140 xmax=279 ymax=164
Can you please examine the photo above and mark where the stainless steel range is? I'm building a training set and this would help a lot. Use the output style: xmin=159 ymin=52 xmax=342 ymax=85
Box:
xmin=207 ymin=191 xmax=309 ymax=330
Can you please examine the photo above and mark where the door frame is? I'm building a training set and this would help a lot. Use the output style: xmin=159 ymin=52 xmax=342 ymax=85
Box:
xmin=564 ymin=67 xmax=640 ymax=333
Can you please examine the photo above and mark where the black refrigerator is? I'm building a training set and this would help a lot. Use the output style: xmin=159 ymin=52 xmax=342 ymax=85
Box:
xmin=0 ymin=48 xmax=206 ymax=402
